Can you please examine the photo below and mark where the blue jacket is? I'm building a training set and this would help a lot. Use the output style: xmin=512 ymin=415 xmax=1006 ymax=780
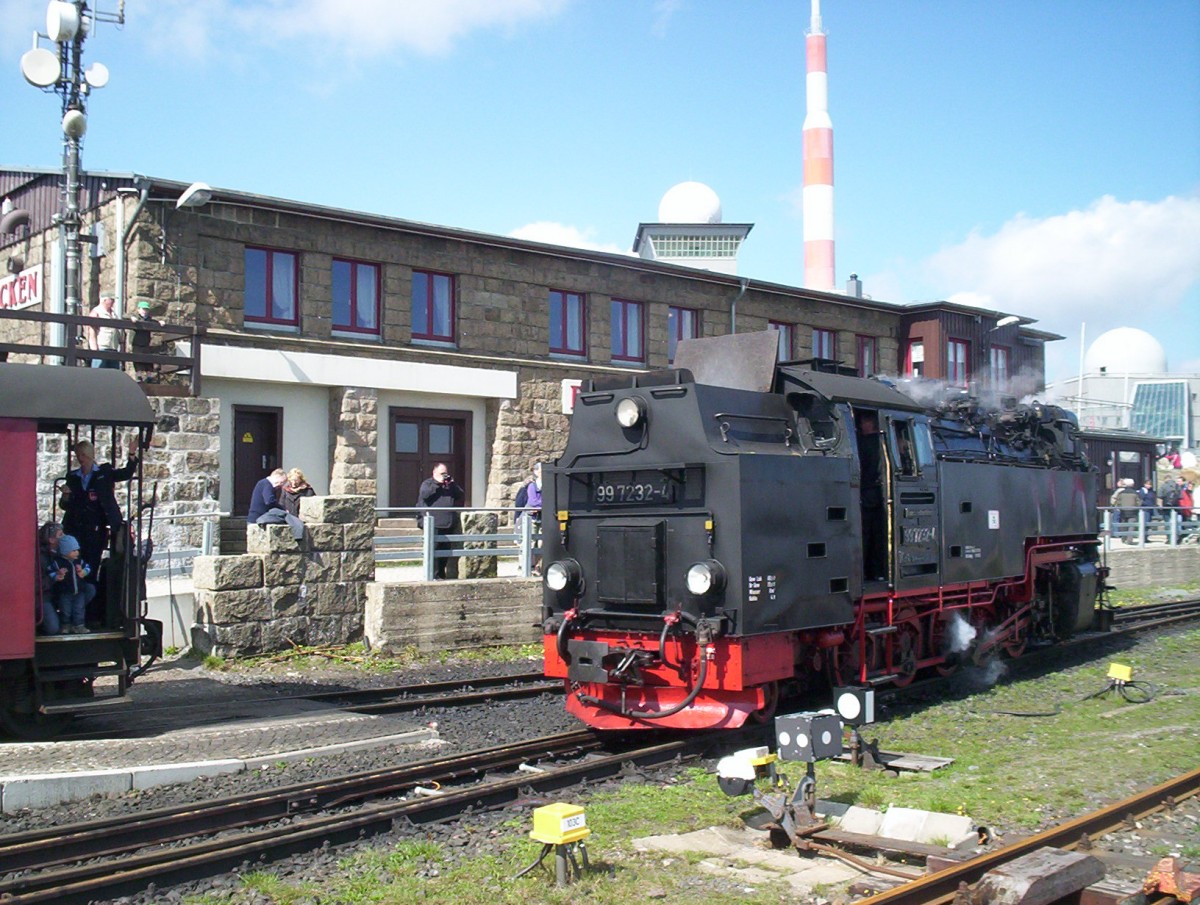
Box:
xmin=248 ymin=477 xmax=280 ymax=521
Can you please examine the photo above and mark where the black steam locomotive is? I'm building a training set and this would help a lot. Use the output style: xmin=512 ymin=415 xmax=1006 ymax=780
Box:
xmin=541 ymin=332 xmax=1103 ymax=730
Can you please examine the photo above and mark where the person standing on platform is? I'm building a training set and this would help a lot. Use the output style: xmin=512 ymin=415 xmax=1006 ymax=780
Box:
xmin=416 ymin=463 xmax=464 ymax=579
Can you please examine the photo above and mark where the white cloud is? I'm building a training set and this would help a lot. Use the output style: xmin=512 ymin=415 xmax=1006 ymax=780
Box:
xmin=509 ymin=221 xmax=628 ymax=256
xmin=121 ymin=0 xmax=569 ymax=60
xmin=925 ymin=195 xmax=1200 ymax=325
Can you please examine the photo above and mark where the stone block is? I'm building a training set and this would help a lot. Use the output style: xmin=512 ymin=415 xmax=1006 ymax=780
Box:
xmin=263 ymin=554 xmax=307 ymax=586
xmin=307 ymin=581 xmax=365 ymax=616
xmin=975 ymin=848 xmax=1105 ymax=905
xmin=343 ymin=520 xmax=375 ymax=551
xmin=300 ymin=495 xmax=375 ymax=525
xmin=191 ymin=621 xmax=262 ymax=657
xmin=340 ymin=550 xmax=375 ymax=582
xmin=192 ymin=555 xmax=263 ymax=591
xmin=247 ymin=523 xmax=303 ymax=554
xmin=259 ymin=615 xmax=310 ymax=650
xmin=364 ymin=578 xmax=541 ymax=653
xmin=306 ymin=524 xmax=344 ymax=551
xmin=269 ymin=584 xmax=304 ymax=615
xmin=194 ymin=588 xmax=270 ymax=624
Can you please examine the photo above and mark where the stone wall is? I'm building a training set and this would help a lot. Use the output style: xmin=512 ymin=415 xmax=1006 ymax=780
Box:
xmin=364 ymin=578 xmax=542 ymax=653
xmin=329 ymin=386 xmax=378 ymax=496
xmin=190 ymin=495 xmax=375 ymax=657
xmin=1105 ymin=546 xmax=1200 ymax=590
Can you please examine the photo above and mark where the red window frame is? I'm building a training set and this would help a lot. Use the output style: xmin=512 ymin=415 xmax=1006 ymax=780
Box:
xmin=244 ymin=246 xmax=299 ymax=326
xmin=947 ymin=338 xmax=971 ymax=385
xmin=549 ymin=290 xmax=587 ymax=357
xmin=990 ymin=345 xmax=1011 ymax=383
xmin=856 ymin=335 xmax=877 ymax=377
xmin=411 ymin=269 xmax=456 ymax=343
xmin=610 ymin=299 xmax=645 ymax=363
xmin=905 ymin=340 xmax=925 ymax=377
xmin=667 ymin=306 xmax=699 ymax=363
xmin=813 ymin=328 xmax=837 ymax=360
xmin=332 ymin=258 xmax=381 ymax=335
xmin=768 ymin=321 xmax=795 ymax=361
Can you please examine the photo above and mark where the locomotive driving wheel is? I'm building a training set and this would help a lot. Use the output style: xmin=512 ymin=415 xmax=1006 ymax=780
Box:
xmin=1003 ymin=613 xmax=1029 ymax=659
xmin=827 ymin=634 xmax=865 ymax=687
xmin=749 ymin=681 xmax=780 ymax=724
xmin=888 ymin=611 xmax=921 ymax=687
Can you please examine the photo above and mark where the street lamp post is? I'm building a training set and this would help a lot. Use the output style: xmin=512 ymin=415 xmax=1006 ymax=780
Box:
xmin=19 ymin=1 xmax=124 ymax=321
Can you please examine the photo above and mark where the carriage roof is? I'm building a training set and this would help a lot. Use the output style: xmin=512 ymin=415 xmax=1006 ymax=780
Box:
xmin=0 ymin=363 xmax=156 ymax=429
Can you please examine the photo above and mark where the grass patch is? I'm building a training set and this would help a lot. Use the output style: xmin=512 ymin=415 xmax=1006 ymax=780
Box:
xmin=1107 ymin=580 xmax=1199 ymax=608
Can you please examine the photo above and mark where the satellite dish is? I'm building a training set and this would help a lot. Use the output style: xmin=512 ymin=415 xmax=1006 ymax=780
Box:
xmin=46 ymin=1 xmax=81 ymax=42
xmin=20 ymin=47 xmax=60 ymax=88
xmin=62 ymin=108 xmax=87 ymax=138
xmin=84 ymin=62 xmax=109 ymax=88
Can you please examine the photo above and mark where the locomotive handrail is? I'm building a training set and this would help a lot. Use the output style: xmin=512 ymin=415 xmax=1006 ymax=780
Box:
xmin=712 ymin=412 xmax=793 ymax=447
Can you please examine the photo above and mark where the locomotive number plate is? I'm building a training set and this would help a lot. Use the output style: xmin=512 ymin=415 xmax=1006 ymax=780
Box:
xmin=593 ymin=480 xmax=674 ymax=505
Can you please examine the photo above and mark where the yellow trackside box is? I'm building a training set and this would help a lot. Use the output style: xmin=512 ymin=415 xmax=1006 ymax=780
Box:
xmin=1107 ymin=662 xmax=1133 ymax=683
xmin=530 ymin=803 xmax=590 ymax=844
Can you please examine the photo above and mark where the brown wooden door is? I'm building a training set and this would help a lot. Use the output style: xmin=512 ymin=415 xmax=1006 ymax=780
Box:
xmin=233 ymin=407 xmax=282 ymax=517
xmin=389 ymin=408 xmax=472 ymax=509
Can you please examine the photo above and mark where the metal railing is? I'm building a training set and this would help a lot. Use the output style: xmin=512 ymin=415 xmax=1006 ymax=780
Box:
xmin=141 ymin=510 xmax=225 ymax=580
xmin=1100 ymin=506 xmax=1199 ymax=547
xmin=375 ymin=507 xmax=543 ymax=581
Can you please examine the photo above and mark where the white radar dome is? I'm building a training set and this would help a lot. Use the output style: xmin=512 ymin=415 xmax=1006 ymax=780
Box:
xmin=658 ymin=181 xmax=722 ymax=224
xmin=1083 ymin=327 xmax=1168 ymax=375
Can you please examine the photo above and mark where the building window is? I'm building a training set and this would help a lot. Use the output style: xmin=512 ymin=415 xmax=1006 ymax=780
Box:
xmin=412 ymin=270 xmax=455 ymax=343
xmin=990 ymin=345 xmax=1010 ymax=383
xmin=769 ymin=321 xmax=795 ymax=361
xmin=857 ymin=335 xmax=878 ymax=377
xmin=813 ymin=328 xmax=837 ymax=360
xmin=549 ymin=290 xmax=587 ymax=358
xmin=611 ymin=299 xmax=644 ymax=362
xmin=947 ymin=338 xmax=970 ymax=385
xmin=667 ymin=306 xmax=699 ymax=362
xmin=332 ymin=258 xmax=380 ymax=335
xmin=651 ymin=234 xmax=743 ymax=257
xmin=244 ymin=247 xmax=298 ymax=326
xmin=905 ymin=340 xmax=924 ymax=377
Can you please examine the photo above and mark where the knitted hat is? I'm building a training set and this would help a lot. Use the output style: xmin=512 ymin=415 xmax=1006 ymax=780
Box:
xmin=59 ymin=535 xmax=80 ymax=555
xmin=137 ymin=300 xmax=152 ymax=310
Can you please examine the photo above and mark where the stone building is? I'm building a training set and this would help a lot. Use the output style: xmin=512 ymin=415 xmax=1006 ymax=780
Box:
xmin=1 ymin=168 xmax=1057 ymax=546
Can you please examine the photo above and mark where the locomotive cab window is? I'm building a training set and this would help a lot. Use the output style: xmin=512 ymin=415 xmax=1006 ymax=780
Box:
xmin=891 ymin=419 xmax=918 ymax=477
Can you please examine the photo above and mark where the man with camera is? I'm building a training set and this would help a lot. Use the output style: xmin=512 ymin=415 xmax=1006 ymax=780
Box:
xmin=416 ymin=463 xmax=465 ymax=579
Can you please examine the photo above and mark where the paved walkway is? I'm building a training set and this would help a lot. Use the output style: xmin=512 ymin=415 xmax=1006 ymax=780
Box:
xmin=0 ymin=659 xmax=433 ymax=813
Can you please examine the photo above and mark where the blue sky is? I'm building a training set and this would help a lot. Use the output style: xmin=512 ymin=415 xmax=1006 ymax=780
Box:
xmin=3 ymin=0 xmax=1198 ymax=383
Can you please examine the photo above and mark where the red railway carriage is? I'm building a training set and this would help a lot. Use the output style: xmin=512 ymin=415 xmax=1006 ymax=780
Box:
xmin=540 ymin=332 xmax=1104 ymax=730
xmin=0 ymin=363 xmax=163 ymax=738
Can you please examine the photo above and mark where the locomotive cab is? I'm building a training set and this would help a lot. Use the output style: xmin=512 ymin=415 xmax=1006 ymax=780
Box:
xmin=0 ymin=363 xmax=163 ymax=738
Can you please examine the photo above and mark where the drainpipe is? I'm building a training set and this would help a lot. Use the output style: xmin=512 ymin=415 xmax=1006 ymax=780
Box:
xmin=731 ymin=277 xmax=749 ymax=334
xmin=116 ymin=176 xmax=152 ymax=316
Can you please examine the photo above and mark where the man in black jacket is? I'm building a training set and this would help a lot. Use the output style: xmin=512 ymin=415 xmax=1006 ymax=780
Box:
xmin=60 ymin=438 xmax=139 ymax=580
xmin=416 ymin=463 xmax=464 ymax=579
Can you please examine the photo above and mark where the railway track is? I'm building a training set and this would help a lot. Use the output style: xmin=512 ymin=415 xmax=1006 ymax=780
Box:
xmin=0 ymin=728 xmax=733 ymax=904
xmin=1109 ymin=596 xmax=1200 ymax=632
xmin=852 ymin=765 xmax=1200 ymax=905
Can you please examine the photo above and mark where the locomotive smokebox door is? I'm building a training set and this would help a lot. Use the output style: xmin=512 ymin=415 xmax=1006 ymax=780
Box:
xmin=775 ymin=712 xmax=843 ymax=762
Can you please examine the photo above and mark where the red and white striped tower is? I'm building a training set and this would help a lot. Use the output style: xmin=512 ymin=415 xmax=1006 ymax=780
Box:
xmin=803 ymin=0 xmax=835 ymax=292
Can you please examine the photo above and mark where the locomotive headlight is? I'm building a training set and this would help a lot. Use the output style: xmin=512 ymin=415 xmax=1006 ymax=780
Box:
xmin=545 ymin=558 xmax=583 ymax=593
xmin=686 ymin=560 xmax=727 ymax=596
xmin=615 ymin=396 xmax=647 ymax=428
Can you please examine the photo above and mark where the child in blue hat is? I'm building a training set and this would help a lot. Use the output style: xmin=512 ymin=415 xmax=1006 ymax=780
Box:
xmin=48 ymin=534 xmax=96 ymax=634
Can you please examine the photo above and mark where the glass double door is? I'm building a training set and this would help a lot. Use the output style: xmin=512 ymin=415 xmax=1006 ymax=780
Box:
xmin=388 ymin=407 xmax=471 ymax=509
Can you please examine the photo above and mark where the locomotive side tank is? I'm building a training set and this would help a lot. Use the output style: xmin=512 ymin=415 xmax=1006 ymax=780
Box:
xmin=542 ymin=332 xmax=1102 ymax=730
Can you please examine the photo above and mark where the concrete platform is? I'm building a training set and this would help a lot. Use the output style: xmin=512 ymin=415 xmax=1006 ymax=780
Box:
xmin=0 ymin=658 xmax=436 ymax=814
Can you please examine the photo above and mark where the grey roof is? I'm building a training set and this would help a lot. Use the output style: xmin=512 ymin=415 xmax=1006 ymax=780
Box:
xmin=0 ymin=363 xmax=156 ymax=427
xmin=777 ymin=366 xmax=925 ymax=412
